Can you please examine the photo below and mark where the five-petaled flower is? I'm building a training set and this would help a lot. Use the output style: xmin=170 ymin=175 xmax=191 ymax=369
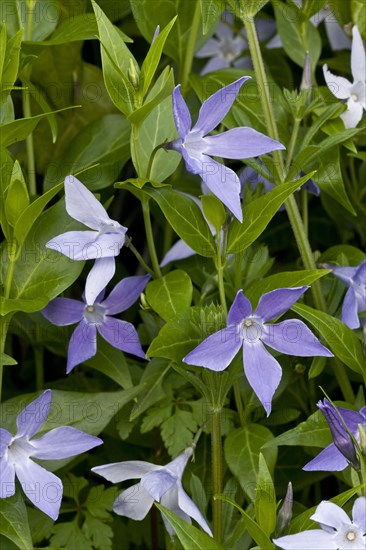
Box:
xmin=323 ymin=25 xmax=366 ymax=128
xmin=92 ymin=446 xmax=212 ymax=537
xmin=304 ymin=399 xmax=366 ymax=472
xmin=273 ymin=497 xmax=366 ymax=549
xmin=325 ymin=260 xmax=366 ymax=329
xmin=46 ymin=175 xmax=128 ymax=306
xmin=0 ymin=390 xmax=102 ymax=519
xmin=183 ymin=286 xmax=333 ymax=416
xmin=166 ymin=77 xmax=285 ymax=222
xmin=42 ymin=275 xmax=150 ymax=373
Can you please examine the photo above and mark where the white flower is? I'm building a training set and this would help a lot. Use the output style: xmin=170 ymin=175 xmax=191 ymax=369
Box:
xmin=323 ymin=26 xmax=366 ymax=128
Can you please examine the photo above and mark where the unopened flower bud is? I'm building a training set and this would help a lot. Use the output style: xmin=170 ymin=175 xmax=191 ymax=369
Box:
xmin=358 ymin=423 xmax=366 ymax=457
xmin=276 ymin=482 xmax=293 ymax=535
xmin=128 ymin=58 xmax=140 ymax=89
xmin=300 ymin=52 xmax=312 ymax=91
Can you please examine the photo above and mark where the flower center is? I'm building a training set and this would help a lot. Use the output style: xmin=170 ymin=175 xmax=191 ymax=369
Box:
xmin=84 ymin=303 xmax=106 ymax=325
xmin=351 ymin=93 xmax=358 ymax=101
xmin=86 ymin=305 xmax=94 ymax=313
xmin=240 ymin=318 xmax=262 ymax=343
xmin=346 ymin=530 xmax=357 ymax=541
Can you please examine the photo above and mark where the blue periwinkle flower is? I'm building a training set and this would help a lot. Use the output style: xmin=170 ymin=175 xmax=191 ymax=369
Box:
xmin=42 ymin=275 xmax=150 ymax=373
xmin=46 ymin=176 xmax=128 ymax=305
xmin=0 ymin=390 xmax=102 ymax=519
xmin=166 ymin=77 xmax=285 ymax=221
xmin=273 ymin=497 xmax=366 ymax=549
xmin=326 ymin=260 xmax=366 ymax=329
xmin=92 ymin=446 xmax=212 ymax=537
xmin=183 ymin=286 xmax=333 ymax=416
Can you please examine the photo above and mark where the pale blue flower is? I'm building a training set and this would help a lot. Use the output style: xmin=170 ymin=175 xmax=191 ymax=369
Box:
xmin=92 ymin=447 xmax=212 ymax=537
xmin=0 ymin=390 xmax=102 ymax=519
xmin=326 ymin=260 xmax=366 ymax=329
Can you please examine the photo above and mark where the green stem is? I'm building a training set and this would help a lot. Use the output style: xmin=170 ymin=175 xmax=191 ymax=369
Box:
xmin=285 ymin=117 xmax=301 ymax=173
xmin=179 ymin=1 xmax=201 ymax=93
xmin=142 ymin=197 xmax=162 ymax=278
xmin=333 ymin=358 xmax=355 ymax=403
xmin=216 ymin=230 xmax=227 ymax=316
xmin=0 ymin=314 xmax=12 ymax=402
xmin=23 ymin=3 xmax=36 ymax=196
xmin=131 ymin=124 xmax=142 ymax=176
xmin=211 ymin=407 xmax=223 ymax=542
xmin=126 ymin=241 xmax=155 ymax=277
xmin=34 ymin=346 xmax=44 ymax=391
xmin=241 ymin=14 xmax=354 ymax=402
xmin=302 ymin=189 xmax=308 ymax=237
xmin=233 ymin=382 xmax=245 ymax=426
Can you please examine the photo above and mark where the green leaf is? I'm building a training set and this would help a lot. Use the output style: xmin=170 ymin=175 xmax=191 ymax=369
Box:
xmin=3 ymin=0 xmax=59 ymax=41
xmin=263 ymin=409 xmax=331 ymax=448
xmin=254 ymin=454 xmax=276 ymax=537
xmin=227 ymin=177 xmax=312 ymax=254
xmin=91 ymin=0 xmax=137 ymax=116
xmin=82 ymin=515 xmax=113 ymax=550
xmin=239 ymin=0 xmax=270 ymax=16
xmin=161 ymin=408 xmax=198 ymax=456
xmin=1 ymin=199 xmax=84 ymax=312
xmin=13 ymin=182 xmax=63 ymax=247
xmin=140 ymin=17 xmax=176 ymax=98
xmin=27 ymin=14 xmax=100 ymax=45
xmin=147 ymin=304 xmax=224 ymax=363
xmin=155 ymin=504 xmax=222 ymax=549
xmin=4 ymin=163 xmax=29 ymax=227
xmin=84 ymin=338 xmax=133 ymax=389
xmin=44 ymin=114 xmax=131 ymax=191
xmin=201 ymin=194 xmax=226 ymax=229
xmin=274 ymin=2 xmax=321 ymax=70
xmin=0 ymin=352 xmax=17 ymax=366
xmin=0 ymin=27 xmax=23 ymax=104
xmin=352 ymin=0 xmax=366 ymax=38
xmin=245 ymin=269 xmax=330 ymax=308
xmin=146 ymin=270 xmax=193 ymax=321
xmin=225 ymin=425 xmax=277 ymax=501
xmin=51 ymin=521 xmax=93 ymax=550
xmin=141 ymin=403 xmax=173 ymax=433
xmin=0 ymin=490 xmax=33 ymax=550
xmin=130 ymin=358 xmax=170 ymax=420
xmin=214 ymin=495 xmax=275 ymax=549
xmin=0 ymin=106 xmax=80 ymax=147
xmin=292 ymin=303 xmax=365 ymax=375
xmin=146 ymin=188 xmax=216 ymax=257
xmin=313 ymin=151 xmax=356 ymax=215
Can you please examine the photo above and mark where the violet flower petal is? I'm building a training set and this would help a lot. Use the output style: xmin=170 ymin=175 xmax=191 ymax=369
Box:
xmin=16 ymin=390 xmax=52 ymax=438
xmin=323 ymin=65 xmax=351 ymax=99
xmin=92 ymin=461 xmax=161 ymax=483
xmin=183 ymin=327 xmax=242 ymax=371
xmin=200 ymin=56 xmax=230 ymax=75
xmin=141 ymin=469 xmax=177 ymax=500
xmin=342 ymin=287 xmax=360 ymax=329
xmin=194 ymin=77 xmax=249 ymax=134
xmin=354 ymin=260 xmax=366 ymax=285
xmin=172 ymin=85 xmax=192 ymax=139
xmin=41 ymin=298 xmax=84 ymax=326
xmin=15 ymin=458 xmax=62 ymax=520
xmin=262 ymin=320 xmax=333 ymax=357
xmin=227 ymin=290 xmax=252 ymax=325
xmin=351 ymin=26 xmax=365 ymax=84
xmin=273 ymin=530 xmax=337 ymax=549
xmin=195 ymin=38 xmax=221 ymax=58
xmin=46 ymin=230 xmax=100 ymax=260
xmin=85 ymin=256 xmax=116 ymax=306
xmin=303 ymin=443 xmax=349 ymax=471
xmin=161 ymin=485 xmax=191 ymax=536
xmin=342 ymin=99 xmax=364 ymax=128
xmin=353 ymin=497 xmax=366 ymax=531
xmin=160 ymin=239 xmax=195 ymax=267
xmin=243 ymin=340 xmax=282 ymax=416
xmin=0 ymin=457 xmax=15 ymax=497
xmin=97 ymin=318 xmax=146 ymax=359
xmin=64 ymin=175 xmax=111 ymax=230
xmin=311 ymin=500 xmax=350 ymax=530
xmin=66 ymin=321 xmax=97 ymax=373
xmin=31 ymin=427 xmax=102 ymax=460
xmin=177 ymin=484 xmax=213 ymax=536
xmin=203 ymin=127 xmax=285 ymax=159
xmin=113 ymin=483 xmax=154 ymax=520
xmin=101 ymin=274 xmax=150 ymax=315
xmin=254 ymin=286 xmax=308 ymax=322
xmin=200 ymin=156 xmax=243 ymax=221
xmin=0 ymin=429 xmax=12 ymax=456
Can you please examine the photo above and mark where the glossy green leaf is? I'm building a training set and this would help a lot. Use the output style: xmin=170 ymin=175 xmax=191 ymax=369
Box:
xmin=144 ymin=187 xmax=216 ymax=257
xmin=292 ymin=303 xmax=364 ymax=375
xmin=239 ymin=0 xmax=270 ymax=16
xmin=227 ymin=177 xmax=312 ymax=254
xmin=215 ymin=495 xmax=275 ymax=549
xmin=263 ymin=409 xmax=331 ymax=448
xmin=313 ymin=151 xmax=356 ymax=215
xmin=130 ymin=359 xmax=170 ymax=420
xmin=199 ymin=0 xmax=223 ymax=33
xmin=254 ymin=454 xmax=276 ymax=537
xmin=146 ymin=270 xmax=193 ymax=321
xmin=44 ymin=114 xmax=131 ymax=191
xmin=201 ymin=194 xmax=226 ymax=229
xmin=4 ymin=163 xmax=29 ymax=227
xmin=25 ymin=14 xmax=103 ymax=46
xmin=0 ymin=27 xmax=23 ymax=104
xmin=91 ymin=0 xmax=137 ymax=116
xmin=3 ymin=0 xmax=59 ymax=41
xmin=140 ymin=17 xmax=176 ymax=98
xmin=0 ymin=490 xmax=33 ymax=550
xmin=155 ymin=504 xmax=221 ymax=549
xmin=0 ymin=352 xmax=17 ymax=366
xmin=224 ymin=425 xmax=278 ymax=501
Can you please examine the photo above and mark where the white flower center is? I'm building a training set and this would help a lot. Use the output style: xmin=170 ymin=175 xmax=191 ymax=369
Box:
xmin=7 ymin=436 xmax=34 ymax=464
xmin=84 ymin=303 xmax=106 ymax=325
xmin=239 ymin=318 xmax=263 ymax=343
xmin=346 ymin=530 xmax=356 ymax=541
xmin=351 ymin=93 xmax=358 ymax=101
